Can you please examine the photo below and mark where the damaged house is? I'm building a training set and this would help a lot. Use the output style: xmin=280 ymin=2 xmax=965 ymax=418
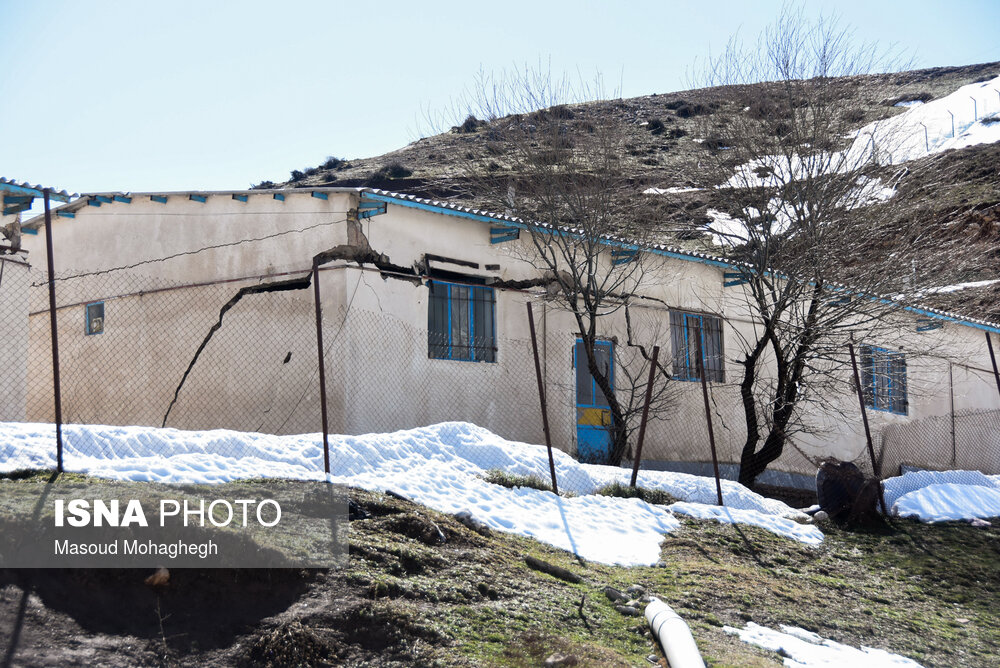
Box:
xmin=11 ymin=187 xmax=1000 ymax=486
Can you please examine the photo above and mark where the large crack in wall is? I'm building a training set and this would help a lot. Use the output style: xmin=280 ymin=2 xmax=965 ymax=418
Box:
xmin=161 ymin=211 xmax=421 ymax=428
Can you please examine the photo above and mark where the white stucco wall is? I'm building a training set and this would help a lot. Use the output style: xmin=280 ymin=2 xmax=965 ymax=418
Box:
xmin=16 ymin=189 xmax=1000 ymax=477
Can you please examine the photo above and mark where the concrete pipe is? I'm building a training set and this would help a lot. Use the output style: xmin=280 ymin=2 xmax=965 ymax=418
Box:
xmin=645 ymin=597 xmax=706 ymax=668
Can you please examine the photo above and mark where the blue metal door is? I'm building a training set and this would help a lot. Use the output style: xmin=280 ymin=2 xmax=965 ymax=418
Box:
xmin=574 ymin=339 xmax=614 ymax=463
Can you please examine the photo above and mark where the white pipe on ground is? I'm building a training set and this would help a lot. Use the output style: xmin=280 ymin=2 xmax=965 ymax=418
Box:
xmin=645 ymin=597 xmax=706 ymax=668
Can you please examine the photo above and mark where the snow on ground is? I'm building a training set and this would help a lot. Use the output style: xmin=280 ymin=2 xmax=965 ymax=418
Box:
xmin=882 ymin=469 xmax=1000 ymax=509
xmin=922 ymin=278 xmax=1000 ymax=295
xmin=893 ymin=484 xmax=1000 ymax=523
xmin=882 ymin=469 xmax=1000 ymax=523
xmin=725 ymin=75 xmax=1000 ymax=190
xmin=724 ymin=622 xmax=924 ymax=667
xmin=668 ymin=502 xmax=823 ymax=546
xmin=642 ymin=186 xmax=703 ymax=195
xmin=0 ymin=421 xmax=820 ymax=565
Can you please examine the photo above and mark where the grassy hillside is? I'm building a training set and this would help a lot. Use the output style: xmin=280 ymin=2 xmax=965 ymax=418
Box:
xmin=261 ymin=61 xmax=1000 ymax=320
xmin=3 ymin=482 xmax=999 ymax=667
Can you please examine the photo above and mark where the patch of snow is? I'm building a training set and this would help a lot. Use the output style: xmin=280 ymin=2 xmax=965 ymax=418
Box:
xmin=724 ymin=622 xmax=925 ymax=667
xmin=923 ymin=278 xmax=1000 ymax=294
xmin=581 ymin=463 xmax=808 ymax=519
xmin=839 ymin=175 xmax=896 ymax=210
xmin=0 ymin=421 xmax=822 ymax=564
xmin=894 ymin=100 xmax=925 ymax=108
xmin=882 ymin=469 xmax=1000 ymax=509
xmin=892 ymin=484 xmax=1000 ymax=523
xmin=642 ymin=186 xmax=704 ymax=195
xmin=705 ymin=208 xmax=749 ymax=246
xmin=668 ymin=502 xmax=823 ymax=545
xmin=725 ymin=75 xmax=1000 ymax=189
xmin=704 ymin=201 xmax=793 ymax=247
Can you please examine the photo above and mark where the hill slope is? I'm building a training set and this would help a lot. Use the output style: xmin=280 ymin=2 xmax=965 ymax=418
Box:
xmin=263 ymin=62 xmax=1000 ymax=320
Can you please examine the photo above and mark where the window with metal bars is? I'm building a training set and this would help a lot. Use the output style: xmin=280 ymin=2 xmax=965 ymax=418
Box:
xmin=859 ymin=344 xmax=907 ymax=415
xmin=670 ymin=310 xmax=724 ymax=382
xmin=427 ymin=280 xmax=496 ymax=362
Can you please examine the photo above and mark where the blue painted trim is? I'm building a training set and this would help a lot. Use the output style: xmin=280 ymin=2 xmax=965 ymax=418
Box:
xmin=21 ymin=227 xmax=37 ymax=235
xmin=916 ymin=317 xmax=943 ymax=332
xmin=87 ymin=199 xmax=102 ymax=207
xmin=189 ymin=194 xmax=207 ymax=203
xmin=723 ymin=271 xmax=748 ymax=287
xmin=95 ymin=195 xmax=113 ymax=204
xmin=611 ymin=249 xmax=638 ymax=265
xmin=0 ymin=183 xmax=70 ymax=202
xmin=311 ymin=191 xmax=328 ymax=200
xmin=3 ymin=205 xmax=29 ymax=215
xmin=56 ymin=211 xmax=75 ymax=218
xmin=232 ymin=194 xmax=248 ymax=202
xmin=357 ymin=199 xmax=387 ymax=219
xmin=150 ymin=195 xmax=167 ymax=204
xmin=490 ymin=226 xmax=520 ymax=244
xmin=365 ymin=190 xmax=1000 ymax=334
xmin=113 ymin=195 xmax=132 ymax=203
xmin=3 ymin=196 xmax=32 ymax=205
xmin=273 ymin=193 xmax=285 ymax=201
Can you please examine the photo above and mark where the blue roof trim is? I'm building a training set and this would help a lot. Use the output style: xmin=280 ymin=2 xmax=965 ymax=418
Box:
xmin=362 ymin=189 xmax=738 ymax=272
xmin=361 ymin=188 xmax=1000 ymax=332
xmin=0 ymin=181 xmax=72 ymax=202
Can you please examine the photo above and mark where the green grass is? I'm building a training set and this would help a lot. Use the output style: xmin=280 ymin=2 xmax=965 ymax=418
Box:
xmin=595 ymin=480 xmax=679 ymax=505
xmin=482 ymin=469 xmax=554 ymax=492
xmin=3 ymin=474 xmax=998 ymax=666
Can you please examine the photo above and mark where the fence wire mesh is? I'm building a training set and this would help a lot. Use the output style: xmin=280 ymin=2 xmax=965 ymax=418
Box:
xmin=2 ymin=249 xmax=999 ymax=504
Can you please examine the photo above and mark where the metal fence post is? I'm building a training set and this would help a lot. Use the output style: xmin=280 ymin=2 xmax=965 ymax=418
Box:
xmin=693 ymin=324 xmax=723 ymax=506
xmin=313 ymin=262 xmax=331 ymax=476
xmin=630 ymin=346 xmax=659 ymax=489
xmin=986 ymin=332 xmax=1000 ymax=402
xmin=848 ymin=342 xmax=887 ymax=514
xmin=526 ymin=301 xmax=558 ymax=495
xmin=42 ymin=190 xmax=64 ymax=473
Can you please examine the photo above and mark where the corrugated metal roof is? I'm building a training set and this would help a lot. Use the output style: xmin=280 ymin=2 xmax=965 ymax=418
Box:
xmin=16 ymin=183 xmax=1000 ymax=333
xmin=0 ymin=177 xmax=73 ymax=201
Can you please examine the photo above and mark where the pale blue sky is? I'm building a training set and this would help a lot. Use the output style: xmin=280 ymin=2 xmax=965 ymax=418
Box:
xmin=2 ymin=0 xmax=998 ymax=194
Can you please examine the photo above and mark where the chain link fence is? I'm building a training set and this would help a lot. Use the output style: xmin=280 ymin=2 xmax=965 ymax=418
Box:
xmin=2 ymin=248 xmax=999 ymax=505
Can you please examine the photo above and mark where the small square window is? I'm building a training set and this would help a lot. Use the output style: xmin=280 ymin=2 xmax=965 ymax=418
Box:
xmin=85 ymin=302 xmax=104 ymax=335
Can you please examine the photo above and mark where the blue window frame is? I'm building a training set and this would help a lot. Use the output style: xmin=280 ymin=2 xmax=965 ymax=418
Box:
xmin=427 ymin=280 xmax=496 ymax=362
xmin=670 ymin=310 xmax=724 ymax=382
xmin=574 ymin=339 xmax=614 ymax=409
xmin=85 ymin=301 xmax=104 ymax=336
xmin=859 ymin=345 xmax=907 ymax=415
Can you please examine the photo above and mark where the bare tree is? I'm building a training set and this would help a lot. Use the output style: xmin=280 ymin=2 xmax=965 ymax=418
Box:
xmin=694 ymin=8 xmax=984 ymax=487
xmin=444 ymin=65 xmax=676 ymax=465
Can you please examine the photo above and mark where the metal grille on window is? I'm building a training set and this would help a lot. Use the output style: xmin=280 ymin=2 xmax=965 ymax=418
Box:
xmin=670 ymin=310 xmax=723 ymax=382
xmin=859 ymin=345 xmax=907 ymax=415
xmin=427 ymin=280 xmax=496 ymax=362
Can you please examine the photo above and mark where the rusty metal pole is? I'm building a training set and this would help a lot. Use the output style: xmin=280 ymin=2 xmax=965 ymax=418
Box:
xmin=986 ymin=332 xmax=1000 ymax=402
xmin=526 ymin=301 xmax=558 ymax=495
xmin=42 ymin=190 xmax=64 ymax=473
xmin=630 ymin=346 xmax=659 ymax=489
xmin=313 ymin=262 xmax=331 ymax=475
xmin=693 ymin=325 xmax=723 ymax=506
xmin=848 ymin=342 xmax=887 ymax=514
